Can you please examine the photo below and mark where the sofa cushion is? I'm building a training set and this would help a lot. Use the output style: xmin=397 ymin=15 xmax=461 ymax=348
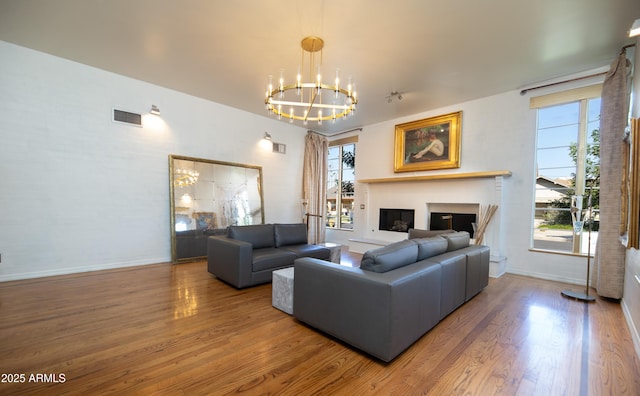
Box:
xmin=411 ymin=236 xmax=448 ymax=261
xmin=360 ymin=239 xmax=418 ymax=273
xmin=274 ymin=223 xmax=308 ymax=247
xmin=443 ymin=231 xmax=470 ymax=251
xmin=408 ymin=228 xmax=455 ymax=239
xmin=284 ymin=244 xmax=330 ymax=260
xmin=228 ymin=224 xmax=274 ymax=249
xmin=252 ymin=248 xmax=296 ymax=272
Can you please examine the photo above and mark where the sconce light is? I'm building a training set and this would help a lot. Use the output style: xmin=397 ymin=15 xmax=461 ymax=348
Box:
xmin=630 ymin=18 xmax=640 ymax=37
xmin=150 ymin=104 xmax=161 ymax=115
xmin=260 ymin=132 xmax=273 ymax=151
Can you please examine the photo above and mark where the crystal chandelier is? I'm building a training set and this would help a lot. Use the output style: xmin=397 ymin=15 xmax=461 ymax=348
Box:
xmin=265 ymin=36 xmax=358 ymax=125
xmin=174 ymin=169 xmax=199 ymax=187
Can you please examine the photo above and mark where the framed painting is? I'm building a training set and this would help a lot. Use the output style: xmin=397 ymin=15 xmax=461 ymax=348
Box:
xmin=192 ymin=212 xmax=217 ymax=231
xmin=394 ymin=111 xmax=462 ymax=172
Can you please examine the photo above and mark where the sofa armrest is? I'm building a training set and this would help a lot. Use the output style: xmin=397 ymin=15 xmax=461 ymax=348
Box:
xmin=459 ymin=245 xmax=490 ymax=300
xmin=207 ymin=236 xmax=254 ymax=288
xmin=293 ymin=257 xmax=442 ymax=362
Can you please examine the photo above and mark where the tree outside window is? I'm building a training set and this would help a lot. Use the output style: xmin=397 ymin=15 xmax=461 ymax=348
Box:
xmin=327 ymin=143 xmax=355 ymax=229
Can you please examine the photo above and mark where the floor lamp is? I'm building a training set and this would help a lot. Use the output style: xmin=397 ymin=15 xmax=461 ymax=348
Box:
xmin=561 ymin=192 xmax=596 ymax=302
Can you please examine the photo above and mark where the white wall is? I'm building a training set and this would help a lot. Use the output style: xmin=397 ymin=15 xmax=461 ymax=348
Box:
xmin=328 ymin=70 xmax=609 ymax=285
xmin=0 ymin=41 xmax=307 ymax=281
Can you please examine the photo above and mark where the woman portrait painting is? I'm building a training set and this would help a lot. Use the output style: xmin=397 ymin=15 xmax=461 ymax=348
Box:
xmin=394 ymin=111 xmax=461 ymax=172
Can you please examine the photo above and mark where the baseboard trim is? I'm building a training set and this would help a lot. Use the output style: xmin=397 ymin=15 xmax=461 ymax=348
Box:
xmin=506 ymin=268 xmax=587 ymax=286
xmin=621 ymin=298 xmax=640 ymax=361
xmin=0 ymin=257 xmax=170 ymax=282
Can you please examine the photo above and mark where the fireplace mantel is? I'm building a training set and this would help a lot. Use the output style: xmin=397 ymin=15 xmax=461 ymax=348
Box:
xmin=358 ymin=170 xmax=511 ymax=184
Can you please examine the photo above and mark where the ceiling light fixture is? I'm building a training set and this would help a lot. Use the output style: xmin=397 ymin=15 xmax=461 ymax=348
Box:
xmin=174 ymin=169 xmax=199 ymax=187
xmin=265 ymin=36 xmax=358 ymax=125
xmin=263 ymin=132 xmax=272 ymax=140
xmin=386 ymin=91 xmax=403 ymax=103
xmin=150 ymin=104 xmax=161 ymax=115
xmin=630 ymin=18 xmax=640 ymax=37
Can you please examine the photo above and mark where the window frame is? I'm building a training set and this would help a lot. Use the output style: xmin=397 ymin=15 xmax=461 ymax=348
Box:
xmin=530 ymin=85 xmax=602 ymax=256
xmin=327 ymin=137 xmax=357 ymax=230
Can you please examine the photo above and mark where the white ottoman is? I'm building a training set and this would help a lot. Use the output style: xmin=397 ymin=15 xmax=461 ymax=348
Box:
xmin=272 ymin=267 xmax=295 ymax=314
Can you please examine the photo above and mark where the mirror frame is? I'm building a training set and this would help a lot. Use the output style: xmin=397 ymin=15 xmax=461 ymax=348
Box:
xmin=169 ymin=154 xmax=265 ymax=263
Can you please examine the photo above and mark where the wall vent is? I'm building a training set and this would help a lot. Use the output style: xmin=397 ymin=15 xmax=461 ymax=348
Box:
xmin=113 ymin=108 xmax=142 ymax=127
xmin=273 ymin=142 xmax=286 ymax=154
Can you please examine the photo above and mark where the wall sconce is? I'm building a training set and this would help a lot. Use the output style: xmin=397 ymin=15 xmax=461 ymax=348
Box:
xmin=150 ymin=104 xmax=161 ymax=115
xmin=181 ymin=193 xmax=192 ymax=205
xmin=260 ymin=132 xmax=273 ymax=151
xmin=630 ymin=19 xmax=640 ymax=37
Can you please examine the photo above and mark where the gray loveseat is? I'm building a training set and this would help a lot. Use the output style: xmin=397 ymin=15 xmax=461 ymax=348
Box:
xmin=293 ymin=231 xmax=489 ymax=362
xmin=207 ymin=223 xmax=330 ymax=288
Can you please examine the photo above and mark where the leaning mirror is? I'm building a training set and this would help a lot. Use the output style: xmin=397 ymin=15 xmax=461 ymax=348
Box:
xmin=169 ymin=155 xmax=265 ymax=263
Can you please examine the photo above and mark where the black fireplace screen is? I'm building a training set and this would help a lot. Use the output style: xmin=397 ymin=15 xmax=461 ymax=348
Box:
xmin=430 ymin=212 xmax=476 ymax=238
xmin=379 ymin=208 xmax=415 ymax=232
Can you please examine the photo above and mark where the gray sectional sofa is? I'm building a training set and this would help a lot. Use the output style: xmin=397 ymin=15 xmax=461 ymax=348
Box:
xmin=207 ymin=223 xmax=330 ymax=288
xmin=293 ymin=231 xmax=489 ymax=362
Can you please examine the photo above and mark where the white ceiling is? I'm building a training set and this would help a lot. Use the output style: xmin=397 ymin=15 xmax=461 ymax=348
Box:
xmin=1 ymin=0 xmax=639 ymax=135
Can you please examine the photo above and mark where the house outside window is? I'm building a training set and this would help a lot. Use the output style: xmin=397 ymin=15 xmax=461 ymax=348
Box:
xmin=327 ymin=142 xmax=355 ymax=230
xmin=531 ymin=85 xmax=601 ymax=255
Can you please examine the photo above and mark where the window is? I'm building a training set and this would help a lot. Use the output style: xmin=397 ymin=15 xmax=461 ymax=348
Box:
xmin=327 ymin=141 xmax=356 ymax=229
xmin=531 ymin=86 xmax=601 ymax=254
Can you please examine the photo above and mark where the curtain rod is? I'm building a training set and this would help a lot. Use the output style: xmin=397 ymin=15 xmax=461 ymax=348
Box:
xmin=520 ymin=43 xmax=636 ymax=96
xmin=331 ymin=127 xmax=363 ymax=136
xmin=519 ymin=71 xmax=607 ymax=96
xmin=311 ymin=127 xmax=363 ymax=137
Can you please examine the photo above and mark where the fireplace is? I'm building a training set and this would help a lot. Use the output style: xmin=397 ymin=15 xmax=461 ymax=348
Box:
xmin=430 ymin=212 xmax=477 ymax=238
xmin=379 ymin=208 xmax=415 ymax=232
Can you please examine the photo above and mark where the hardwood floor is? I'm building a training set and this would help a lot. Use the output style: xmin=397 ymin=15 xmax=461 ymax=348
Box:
xmin=1 ymin=251 xmax=639 ymax=395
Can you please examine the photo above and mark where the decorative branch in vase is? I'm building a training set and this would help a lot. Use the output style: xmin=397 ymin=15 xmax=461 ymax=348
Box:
xmin=474 ymin=204 xmax=498 ymax=245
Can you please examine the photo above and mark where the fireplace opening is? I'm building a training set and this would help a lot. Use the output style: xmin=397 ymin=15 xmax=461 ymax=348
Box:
xmin=430 ymin=212 xmax=476 ymax=238
xmin=379 ymin=208 xmax=415 ymax=232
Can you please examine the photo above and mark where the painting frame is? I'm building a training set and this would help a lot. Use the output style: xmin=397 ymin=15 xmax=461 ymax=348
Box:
xmin=394 ymin=111 xmax=462 ymax=172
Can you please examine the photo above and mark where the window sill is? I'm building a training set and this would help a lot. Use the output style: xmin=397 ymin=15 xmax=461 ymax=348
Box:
xmin=529 ymin=248 xmax=593 ymax=258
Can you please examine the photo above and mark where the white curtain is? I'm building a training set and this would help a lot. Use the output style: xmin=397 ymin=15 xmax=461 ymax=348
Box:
xmin=592 ymin=52 xmax=632 ymax=299
xmin=303 ymin=131 xmax=328 ymax=244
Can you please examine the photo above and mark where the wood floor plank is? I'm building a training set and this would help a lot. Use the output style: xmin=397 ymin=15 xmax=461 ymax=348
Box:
xmin=1 ymin=255 xmax=639 ymax=395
